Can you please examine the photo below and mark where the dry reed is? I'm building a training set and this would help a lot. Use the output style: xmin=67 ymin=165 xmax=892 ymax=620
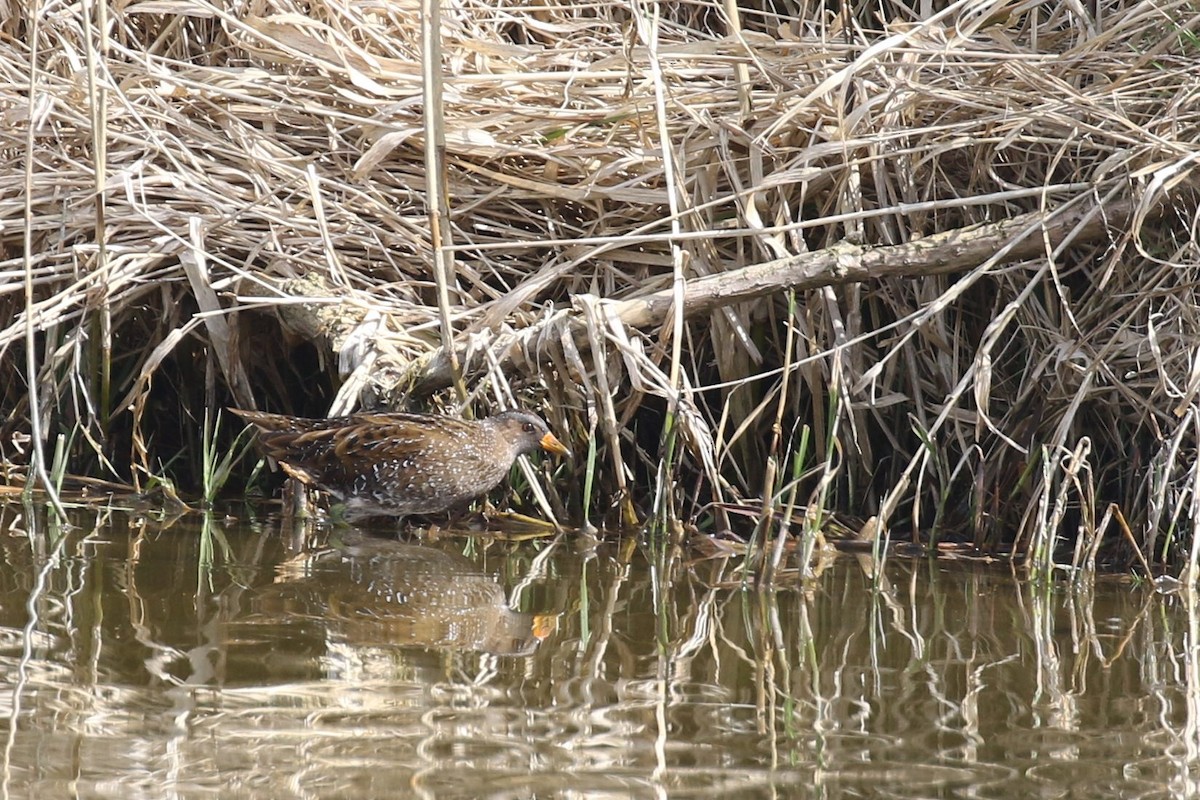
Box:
xmin=1 ymin=0 xmax=1198 ymax=575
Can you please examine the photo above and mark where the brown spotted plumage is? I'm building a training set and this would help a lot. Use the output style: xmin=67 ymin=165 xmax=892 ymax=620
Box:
xmin=231 ymin=408 xmax=570 ymax=522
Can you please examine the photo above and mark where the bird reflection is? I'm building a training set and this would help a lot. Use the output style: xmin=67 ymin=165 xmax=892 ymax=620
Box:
xmin=248 ymin=532 xmax=553 ymax=656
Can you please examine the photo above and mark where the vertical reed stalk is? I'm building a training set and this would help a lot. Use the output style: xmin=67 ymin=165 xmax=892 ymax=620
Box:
xmin=635 ymin=0 xmax=687 ymax=534
xmin=789 ymin=428 xmax=816 ymax=569
xmin=20 ymin=0 xmax=67 ymax=522
xmin=582 ymin=420 xmax=599 ymax=534
xmin=81 ymin=0 xmax=111 ymax=442
xmin=421 ymin=0 xmax=466 ymax=404
xmin=1029 ymin=445 xmax=1055 ymax=583
xmin=761 ymin=290 xmax=800 ymax=585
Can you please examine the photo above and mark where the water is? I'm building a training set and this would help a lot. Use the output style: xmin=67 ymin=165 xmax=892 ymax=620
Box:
xmin=0 ymin=504 xmax=1195 ymax=798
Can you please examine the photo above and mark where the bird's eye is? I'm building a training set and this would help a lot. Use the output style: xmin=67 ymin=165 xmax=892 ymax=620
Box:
xmin=523 ymin=422 xmax=535 ymax=433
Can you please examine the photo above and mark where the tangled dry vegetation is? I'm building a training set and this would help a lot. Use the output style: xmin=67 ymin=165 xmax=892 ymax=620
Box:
xmin=2 ymin=0 xmax=1199 ymax=574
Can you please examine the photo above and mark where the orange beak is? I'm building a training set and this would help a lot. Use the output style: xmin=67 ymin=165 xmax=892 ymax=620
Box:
xmin=540 ymin=431 xmax=571 ymax=457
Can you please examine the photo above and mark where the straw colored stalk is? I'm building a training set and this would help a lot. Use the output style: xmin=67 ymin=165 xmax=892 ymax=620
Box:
xmin=0 ymin=0 xmax=1198 ymax=568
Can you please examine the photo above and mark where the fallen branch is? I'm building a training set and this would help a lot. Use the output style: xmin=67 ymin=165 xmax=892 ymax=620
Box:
xmin=401 ymin=190 xmax=1164 ymax=396
xmin=609 ymin=193 xmax=1135 ymax=330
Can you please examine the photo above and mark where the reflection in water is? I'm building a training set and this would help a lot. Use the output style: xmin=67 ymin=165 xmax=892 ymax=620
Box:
xmin=0 ymin=504 xmax=1199 ymax=797
xmin=244 ymin=531 xmax=551 ymax=656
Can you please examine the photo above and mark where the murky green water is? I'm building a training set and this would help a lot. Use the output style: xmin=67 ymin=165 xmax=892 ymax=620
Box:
xmin=0 ymin=504 xmax=1196 ymax=798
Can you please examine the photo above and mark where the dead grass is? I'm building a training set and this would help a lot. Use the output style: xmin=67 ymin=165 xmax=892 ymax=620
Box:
xmin=1 ymin=0 xmax=1198 ymax=575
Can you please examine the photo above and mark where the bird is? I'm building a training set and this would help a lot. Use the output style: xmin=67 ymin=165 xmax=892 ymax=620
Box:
xmin=230 ymin=408 xmax=570 ymax=522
